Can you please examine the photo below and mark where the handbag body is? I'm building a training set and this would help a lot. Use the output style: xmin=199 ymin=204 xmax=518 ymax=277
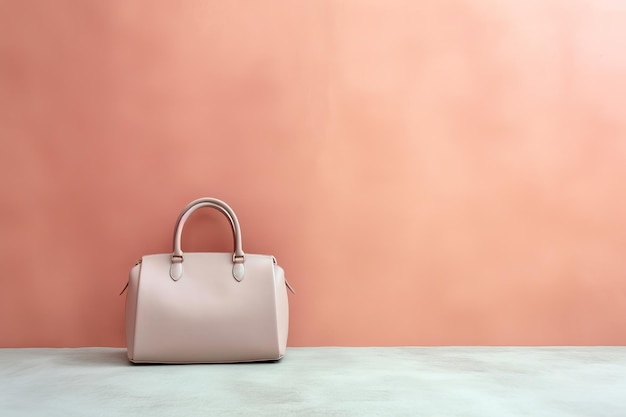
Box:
xmin=125 ymin=198 xmax=290 ymax=364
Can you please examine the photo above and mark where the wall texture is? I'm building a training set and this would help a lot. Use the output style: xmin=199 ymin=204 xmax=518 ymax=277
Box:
xmin=1 ymin=0 xmax=625 ymax=347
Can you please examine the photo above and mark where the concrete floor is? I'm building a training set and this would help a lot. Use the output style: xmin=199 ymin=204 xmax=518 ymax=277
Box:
xmin=1 ymin=347 xmax=625 ymax=416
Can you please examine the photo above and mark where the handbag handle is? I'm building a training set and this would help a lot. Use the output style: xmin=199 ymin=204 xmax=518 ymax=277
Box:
xmin=169 ymin=198 xmax=246 ymax=282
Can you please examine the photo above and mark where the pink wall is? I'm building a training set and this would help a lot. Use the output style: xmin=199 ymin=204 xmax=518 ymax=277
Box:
xmin=1 ymin=0 xmax=625 ymax=347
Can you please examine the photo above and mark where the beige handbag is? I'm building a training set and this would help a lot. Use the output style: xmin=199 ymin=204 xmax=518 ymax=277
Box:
xmin=124 ymin=197 xmax=293 ymax=364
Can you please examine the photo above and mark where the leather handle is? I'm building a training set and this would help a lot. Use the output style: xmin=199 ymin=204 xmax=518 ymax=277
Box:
xmin=169 ymin=198 xmax=246 ymax=282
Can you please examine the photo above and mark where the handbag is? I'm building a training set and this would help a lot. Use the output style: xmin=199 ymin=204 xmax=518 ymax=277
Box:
xmin=124 ymin=197 xmax=293 ymax=364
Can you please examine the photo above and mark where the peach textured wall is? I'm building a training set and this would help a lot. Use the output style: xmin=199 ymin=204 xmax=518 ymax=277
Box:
xmin=1 ymin=0 xmax=625 ymax=347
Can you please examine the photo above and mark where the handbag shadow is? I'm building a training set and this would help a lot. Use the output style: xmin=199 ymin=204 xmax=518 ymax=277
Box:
xmin=128 ymin=357 xmax=286 ymax=366
xmin=53 ymin=348 xmax=132 ymax=367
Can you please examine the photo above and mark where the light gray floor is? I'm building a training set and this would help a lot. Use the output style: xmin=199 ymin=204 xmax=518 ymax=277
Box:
xmin=1 ymin=347 xmax=625 ymax=416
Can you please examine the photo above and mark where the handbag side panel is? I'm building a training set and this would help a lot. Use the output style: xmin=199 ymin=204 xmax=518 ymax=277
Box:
xmin=273 ymin=264 xmax=289 ymax=358
xmin=125 ymin=262 xmax=142 ymax=362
